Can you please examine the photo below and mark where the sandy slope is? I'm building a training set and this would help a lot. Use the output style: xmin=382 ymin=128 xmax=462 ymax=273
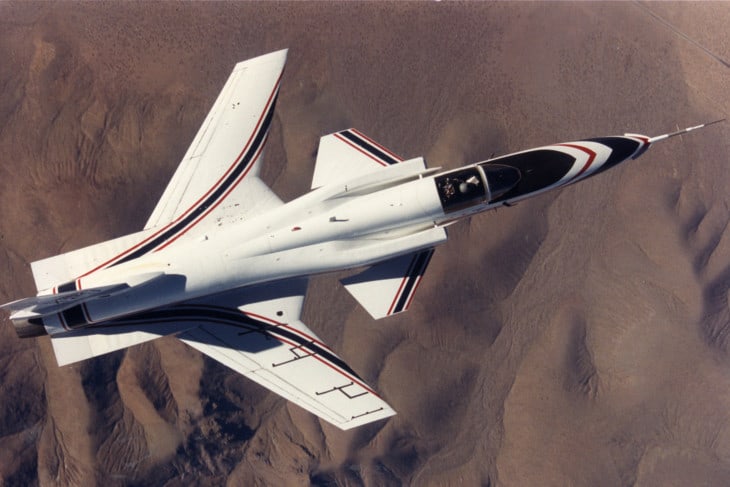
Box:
xmin=0 ymin=2 xmax=728 ymax=485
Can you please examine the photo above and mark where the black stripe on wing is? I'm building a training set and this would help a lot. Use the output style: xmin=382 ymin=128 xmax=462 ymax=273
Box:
xmin=104 ymin=304 xmax=363 ymax=380
xmin=339 ymin=130 xmax=400 ymax=166
xmin=111 ymin=95 xmax=278 ymax=267
xmin=392 ymin=248 xmax=434 ymax=314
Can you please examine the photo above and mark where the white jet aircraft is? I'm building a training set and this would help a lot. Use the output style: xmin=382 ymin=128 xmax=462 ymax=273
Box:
xmin=1 ymin=49 xmax=723 ymax=429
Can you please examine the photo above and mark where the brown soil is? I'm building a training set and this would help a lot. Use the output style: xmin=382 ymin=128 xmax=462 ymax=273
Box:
xmin=0 ymin=2 xmax=728 ymax=485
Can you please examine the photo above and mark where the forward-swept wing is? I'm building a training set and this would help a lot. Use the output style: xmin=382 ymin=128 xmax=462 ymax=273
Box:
xmin=36 ymin=50 xmax=409 ymax=430
xmin=4 ymin=49 xmax=719 ymax=432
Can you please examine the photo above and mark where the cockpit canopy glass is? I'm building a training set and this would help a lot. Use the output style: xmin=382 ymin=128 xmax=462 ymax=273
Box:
xmin=435 ymin=167 xmax=487 ymax=213
xmin=479 ymin=163 xmax=521 ymax=201
xmin=435 ymin=163 xmax=522 ymax=213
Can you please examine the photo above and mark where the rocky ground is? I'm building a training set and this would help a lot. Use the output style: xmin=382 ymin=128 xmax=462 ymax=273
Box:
xmin=0 ymin=2 xmax=729 ymax=485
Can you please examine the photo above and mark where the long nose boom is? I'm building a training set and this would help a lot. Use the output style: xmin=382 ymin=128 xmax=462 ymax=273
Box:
xmin=627 ymin=119 xmax=724 ymax=160
xmin=648 ymin=119 xmax=725 ymax=144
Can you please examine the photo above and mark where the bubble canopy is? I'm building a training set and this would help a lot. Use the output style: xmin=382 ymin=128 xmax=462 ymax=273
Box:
xmin=434 ymin=163 xmax=521 ymax=213
xmin=480 ymin=163 xmax=522 ymax=200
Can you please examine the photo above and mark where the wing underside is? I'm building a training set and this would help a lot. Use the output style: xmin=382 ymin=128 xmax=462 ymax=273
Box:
xmin=51 ymin=279 xmax=395 ymax=430
xmin=50 ymin=321 xmax=194 ymax=366
xmin=179 ymin=313 xmax=394 ymax=430
xmin=177 ymin=280 xmax=395 ymax=430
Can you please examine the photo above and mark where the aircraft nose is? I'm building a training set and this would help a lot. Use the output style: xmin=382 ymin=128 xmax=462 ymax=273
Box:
xmin=482 ymin=164 xmax=521 ymax=201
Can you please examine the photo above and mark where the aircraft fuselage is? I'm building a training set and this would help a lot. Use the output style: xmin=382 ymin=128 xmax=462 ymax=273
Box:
xmin=3 ymin=47 xmax=721 ymax=430
xmin=29 ymin=132 xmax=653 ymax=336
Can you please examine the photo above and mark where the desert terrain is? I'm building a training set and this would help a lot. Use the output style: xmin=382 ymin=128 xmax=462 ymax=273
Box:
xmin=1 ymin=2 xmax=729 ymax=485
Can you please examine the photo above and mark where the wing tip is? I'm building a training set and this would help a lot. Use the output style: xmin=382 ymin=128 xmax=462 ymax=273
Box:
xmin=234 ymin=48 xmax=289 ymax=70
xmin=335 ymin=407 xmax=397 ymax=430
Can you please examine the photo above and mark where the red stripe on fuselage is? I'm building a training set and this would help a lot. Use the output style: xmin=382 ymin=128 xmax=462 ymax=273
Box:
xmin=557 ymin=143 xmax=597 ymax=180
